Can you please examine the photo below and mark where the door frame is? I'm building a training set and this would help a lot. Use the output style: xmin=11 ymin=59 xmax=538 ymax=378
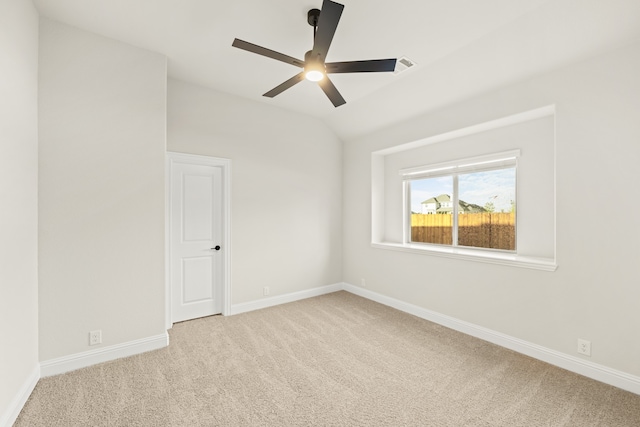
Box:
xmin=165 ymin=151 xmax=231 ymax=329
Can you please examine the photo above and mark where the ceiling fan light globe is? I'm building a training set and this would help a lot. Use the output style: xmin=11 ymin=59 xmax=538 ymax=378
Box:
xmin=305 ymin=70 xmax=325 ymax=82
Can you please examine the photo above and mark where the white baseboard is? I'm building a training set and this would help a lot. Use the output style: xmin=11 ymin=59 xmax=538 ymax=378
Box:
xmin=342 ymin=283 xmax=640 ymax=396
xmin=229 ymin=283 xmax=343 ymax=315
xmin=40 ymin=332 xmax=169 ymax=377
xmin=0 ymin=365 xmax=40 ymax=427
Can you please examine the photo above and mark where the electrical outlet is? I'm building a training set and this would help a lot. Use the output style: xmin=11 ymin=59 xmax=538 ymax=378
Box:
xmin=360 ymin=278 xmax=366 ymax=287
xmin=577 ymin=339 xmax=591 ymax=356
xmin=263 ymin=286 xmax=270 ymax=296
xmin=89 ymin=330 xmax=102 ymax=346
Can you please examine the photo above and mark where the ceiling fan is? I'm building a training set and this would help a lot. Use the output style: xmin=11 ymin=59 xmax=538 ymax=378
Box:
xmin=232 ymin=0 xmax=397 ymax=107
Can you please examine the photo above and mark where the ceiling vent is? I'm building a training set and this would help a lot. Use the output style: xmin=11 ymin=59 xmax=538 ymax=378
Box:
xmin=394 ymin=56 xmax=416 ymax=75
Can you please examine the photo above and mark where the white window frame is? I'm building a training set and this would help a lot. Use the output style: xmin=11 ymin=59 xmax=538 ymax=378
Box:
xmin=401 ymin=150 xmax=519 ymax=252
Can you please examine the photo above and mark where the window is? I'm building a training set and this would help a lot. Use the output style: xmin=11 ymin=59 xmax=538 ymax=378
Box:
xmin=372 ymin=108 xmax=555 ymax=270
xmin=402 ymin=150 xmax=518 ymax=252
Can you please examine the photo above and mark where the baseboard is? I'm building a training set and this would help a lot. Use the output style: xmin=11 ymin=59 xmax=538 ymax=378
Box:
xmin=0 ymin=365 xmax=40 ymax=427
xmin=342 ymin=283 xmax=640 ymax=396
xmin=229 ymin=283 xmax=343 ymax=315
xmin=40 ymin=332 xmax=169 ymax=377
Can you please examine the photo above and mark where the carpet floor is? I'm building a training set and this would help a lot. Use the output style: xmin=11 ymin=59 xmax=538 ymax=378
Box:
xmin=15 ymin=291 xmax=640 ymax=426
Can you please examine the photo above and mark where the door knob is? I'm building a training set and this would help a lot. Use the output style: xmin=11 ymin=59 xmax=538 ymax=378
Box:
xmin=212 ymin=245 xmax=221 ymax=251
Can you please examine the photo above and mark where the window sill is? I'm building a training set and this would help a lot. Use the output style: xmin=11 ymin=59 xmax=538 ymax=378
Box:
xmin=371 ymin=242 xmax=557 ymax=271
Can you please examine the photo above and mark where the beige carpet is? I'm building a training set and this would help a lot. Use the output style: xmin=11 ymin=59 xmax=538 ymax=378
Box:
xmin=15 ymin=291 xmax=640 ymax=426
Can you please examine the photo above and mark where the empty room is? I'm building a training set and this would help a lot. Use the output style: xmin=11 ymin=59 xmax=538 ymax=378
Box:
xmin=2 ymin=0 xmax=640 ymax=425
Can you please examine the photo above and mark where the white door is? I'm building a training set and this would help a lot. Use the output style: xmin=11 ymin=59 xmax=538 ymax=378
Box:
xmin=170 ymin=160 xmax=223 ymax=323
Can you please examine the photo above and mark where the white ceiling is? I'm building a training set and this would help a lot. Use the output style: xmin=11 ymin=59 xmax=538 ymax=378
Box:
xmin=33 ymin=0 xmax=640 ymax=140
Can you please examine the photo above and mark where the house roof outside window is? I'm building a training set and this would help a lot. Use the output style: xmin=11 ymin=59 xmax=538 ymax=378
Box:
xmin=421 ymin=194 xmax=486 ymax=214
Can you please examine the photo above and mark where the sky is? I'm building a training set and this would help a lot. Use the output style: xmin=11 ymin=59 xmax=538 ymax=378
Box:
xmin=410 ymin=168 xmax=516 ymax=213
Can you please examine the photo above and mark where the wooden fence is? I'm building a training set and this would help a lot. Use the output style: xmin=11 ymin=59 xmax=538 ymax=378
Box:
xmin=411 ymin=213 xmax=515 ymax=250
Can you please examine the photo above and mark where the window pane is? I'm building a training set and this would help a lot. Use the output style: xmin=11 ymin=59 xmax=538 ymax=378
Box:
xmin=458 ymin=168 xmax=516 ymax=250
xmin=410 ymin=177 xmax=453 ymax=245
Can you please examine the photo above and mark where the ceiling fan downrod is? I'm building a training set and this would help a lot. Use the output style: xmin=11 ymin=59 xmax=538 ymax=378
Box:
xmin=308 ymin=8 xmax=320 ymax=40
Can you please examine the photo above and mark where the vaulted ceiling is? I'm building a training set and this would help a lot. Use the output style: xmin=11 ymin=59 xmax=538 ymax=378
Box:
xmin=33 ymin=0 xmax=640 ymax=140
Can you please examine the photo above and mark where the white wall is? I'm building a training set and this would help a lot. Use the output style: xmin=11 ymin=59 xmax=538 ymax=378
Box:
xmin=343 ymin=40 xmax=640 ymax=377
xmin=0 ymin=0 xmax=40 ymax=424
xmin=38 ymin=20 xmax=167 ymax=361
xmin=167 ymin=79 xmax=342 ymax=304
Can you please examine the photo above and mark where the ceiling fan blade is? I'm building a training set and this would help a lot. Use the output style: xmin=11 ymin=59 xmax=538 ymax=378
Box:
xmin=311 ymin=0 xmax=344 ymax=62
xmin=318 ymin=76 xmax=346 ymax=107
xmin=232 ymin=38 xmax=304 ymax=68
xmin=263 ymin=72 xmax=306 ymax=98
xmin=326 ymin=58 xmax=397 ymax=74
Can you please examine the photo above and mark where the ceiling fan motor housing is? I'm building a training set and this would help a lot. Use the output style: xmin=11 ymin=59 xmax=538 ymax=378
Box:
xmin=304 ymin=50 xmax=323 ymax=66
